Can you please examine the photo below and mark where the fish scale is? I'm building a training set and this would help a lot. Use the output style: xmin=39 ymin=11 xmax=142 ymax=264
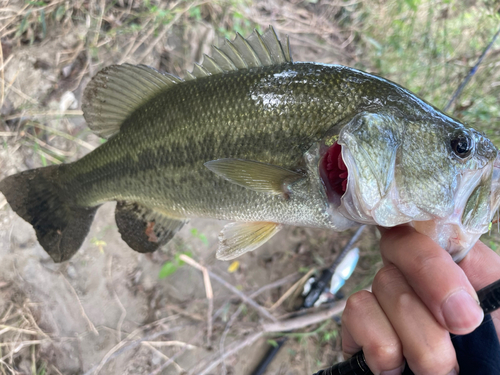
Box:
xmin=0 ymin=27 xmax=498 ymax=263
xmin=64 ymin=64 xmax=378 ymax=219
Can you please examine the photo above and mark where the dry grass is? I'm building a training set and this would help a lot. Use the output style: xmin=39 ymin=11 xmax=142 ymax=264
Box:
xmin=0 ymin=294 xmax=57 ymax=375
xmin=0 ymin=0 xmax=499 ymax=374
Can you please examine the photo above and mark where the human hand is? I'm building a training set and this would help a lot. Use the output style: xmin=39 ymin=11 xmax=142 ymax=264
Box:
xmin=341 ymin=225 xmax=500 ymax=375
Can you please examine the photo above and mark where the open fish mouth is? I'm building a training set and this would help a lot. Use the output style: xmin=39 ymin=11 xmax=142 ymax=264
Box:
xmin=319 ymin=140 xmax=500 ymax=262
xmin=319 ymin=141 xmax=382 ymax=225
xmin=320 ymin=141 xmax=349 ymax=204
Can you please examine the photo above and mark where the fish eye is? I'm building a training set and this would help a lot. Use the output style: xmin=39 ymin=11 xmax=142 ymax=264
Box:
xmin=451 ymin=135 xmax=473 ymax=158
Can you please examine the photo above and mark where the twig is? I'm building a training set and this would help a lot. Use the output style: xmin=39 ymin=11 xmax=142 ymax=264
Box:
xmin=142 ymin=342 xmax=184 ymax=373
xmin=0 ymin=325 xmax=40 ymax=336
xmin=262 ymin=301 xmax=346 ymax=333
xmin=50 ymin=363 xmax=63 ymax=375
xmin=28 ymin=144 xmax=62 ymax=164
xmin=137 ymin=1 xmax=208 ymax=64
xmin=121 ymin=20 xmax=157 ymax=61
xmin=270 ymin=268 xmax=316 ymax=311
xmin=59 ymin=274 xmax=98 ymax=335
xmin=217 ymin=271 xmax=301 ymax=373
xmin=0 ymin=52 xmax=13 ymax=73
xmin=166 ymin=304 xmax=205 ymax=322
xmin=147 ymin=330 xmax=204 ymax=375
xmin=0 ymin=33 xmax=4 ymax=109
xmin=444 ymin=25 xmax=500 ymax=111
xmin=143 ymin=340 xmax=196 ymax=348
xmin=24 ymin=132 xmax=74 ymax=157
xmin=207 ymin=269 xmax=278 ymax=323
xmin=0 ymin=3 xmax=29 ymax=34
xmin=178 ymin=255 xmax=214 ymax=344
xmin=195 ymin=332 xmax=264 ymax=375
xmin=86 ymin=315 xmax=181 ymax=375
xmin=212 ymin=272 xmax=300 ymax=320
xmin=107 ymin=256 xmax=127 ymax=343
xmin=20 ymin=304 xmax=50 ymax=339
xmin=0 ymin=359 xmax=14 ymax=375
xmin=0 ymin=339 xmax=49 ymax=349
xmin=4 ymin=110 xmax=83 ymax=121
xmin=0 ymin=75 xmax=37 ymax=105
xmin=193 ymin=302 xmax=347 ymax=374
xmin=92 ymin=0 xmax=106 ymax=47
xmin=24 ymin=122 xmax=94 ymax=151
xmin=249 ymin=272 xmax=301 ymax=297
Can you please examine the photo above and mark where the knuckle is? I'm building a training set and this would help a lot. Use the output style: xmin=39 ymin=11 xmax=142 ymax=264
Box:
xmin=344 ymin=290 xmax=373 ymax=312
xmin=411 ymin=251 xmax=448 ymax=279
xmin=392 ymin=290 xmax=416 ymax=313
xmin=342 ymin=291 xmax=374 ymax=325
xmin=365 ymin=342 xmax=402 ymax=366
xmin=372 ymin=265 xmax=405 ymax=294
xmin=407 ymin=337 xmax=457 ymax=375
xmin=362 ymin=339 xmax=404 ymax=374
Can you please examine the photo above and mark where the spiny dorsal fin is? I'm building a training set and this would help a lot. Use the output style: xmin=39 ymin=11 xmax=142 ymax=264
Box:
xmin=115 ymin=201 xmax=187 ymax=253
xmin=184 ymin=26 xmax=292 ymax=81
xmin=82 ymin=64 xmax=183 ymax=139
xmin=217 ymin=222 xmax=281 ymax=260
xmin=204 ymin=158 xmax=303 ymax=195
xmin=83 ymin=27 xmax=292 ymax=138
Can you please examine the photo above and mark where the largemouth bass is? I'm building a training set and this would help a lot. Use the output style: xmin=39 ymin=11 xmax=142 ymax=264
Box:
xmin=1 ymin=27 xmax=499 ymax=263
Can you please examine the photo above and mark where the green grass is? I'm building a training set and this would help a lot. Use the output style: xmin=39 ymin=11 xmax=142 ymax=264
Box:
xmin=2 ymin=0 xmax=500 ymax=372
xmin=361 ymin=0 xmax=500 ymax=145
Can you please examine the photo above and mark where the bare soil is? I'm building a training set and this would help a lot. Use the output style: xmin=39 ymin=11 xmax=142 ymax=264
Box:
xmin=1 ymin=1 xmax=465 ymax=374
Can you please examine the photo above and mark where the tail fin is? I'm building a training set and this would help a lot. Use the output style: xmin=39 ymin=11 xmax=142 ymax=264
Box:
xmin=0 ymin=166 xmax=99 ymax=262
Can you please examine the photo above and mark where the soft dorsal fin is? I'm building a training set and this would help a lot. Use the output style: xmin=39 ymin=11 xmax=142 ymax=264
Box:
xmin=82 ymin=27 xmax=292 ymax=138
xmin=82 ymin=64 xmax=183 ymax=139
xmin=217 ymin=222 xmax=281 ymax=260
xmin=204 ymin=158 xmax=303 ymax=195
xmin=184 ymin=26 xmax=292 ymax=81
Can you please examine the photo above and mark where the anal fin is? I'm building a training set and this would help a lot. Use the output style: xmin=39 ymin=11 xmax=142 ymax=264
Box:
xmin=217 ymin=222 xmax=281 ymax=260
xmin=115 ymin=201 xmax=187 ymax=253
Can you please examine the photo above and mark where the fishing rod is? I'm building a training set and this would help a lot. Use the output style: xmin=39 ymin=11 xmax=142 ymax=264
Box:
xmin=313 ymin=279 xmax=500 ymax=375
xmin=250 ymin=225 xmax=366 ymax=375
xmin=313 ymin=24 xmax=500 ymax=375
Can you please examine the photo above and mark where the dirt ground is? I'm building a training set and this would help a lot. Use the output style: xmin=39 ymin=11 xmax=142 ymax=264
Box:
xmin=1 ymin=1 xmax=499 ymax=374
xmin=0 ymin=1 xmax=384 ymax=374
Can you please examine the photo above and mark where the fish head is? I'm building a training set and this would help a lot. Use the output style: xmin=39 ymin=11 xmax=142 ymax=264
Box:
xmin=319 ymin=111 xmax=500 ymax=261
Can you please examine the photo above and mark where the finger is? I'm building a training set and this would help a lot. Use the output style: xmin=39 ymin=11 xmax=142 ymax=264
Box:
xmin=459 ymin=240 xmax=500 ymax=336
xmin=379 ymin=226 xmax=484 ymax=335
xmin=459 ymin=240 xmax=500 ymax=289
xmin=373 ymin=264 xmax=459 ymax=375
xmin=342 ymin=290 xmax=404 ymax=374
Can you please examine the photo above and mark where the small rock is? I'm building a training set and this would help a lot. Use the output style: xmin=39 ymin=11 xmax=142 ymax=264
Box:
xmin=66 ymin=265 xmax=77 ymax=279
xmin=62 ymin=64 xmax=73 ymax=78
xmin=59 ymin=91 xmax=78 ymax=111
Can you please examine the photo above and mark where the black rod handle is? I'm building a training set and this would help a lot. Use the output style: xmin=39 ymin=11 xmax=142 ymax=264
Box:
xmin=478 ymin=278 xmax=500 ymax=314
xmin=314 ymin=278 xmax=500 ymax=375
xmin=250 ymin=337 xmax=288 ymax=375
xmin=312 ymin=351 xmax=372 ymax=375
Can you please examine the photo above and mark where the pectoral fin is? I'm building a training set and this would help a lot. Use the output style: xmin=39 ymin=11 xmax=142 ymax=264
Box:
xmin=204 ymin=158 xmax=303 ymax=195
xmin=216 ymin=221 xmax=281 ymax=260
xmin=115 ymin=201 xmax=187 ymax=253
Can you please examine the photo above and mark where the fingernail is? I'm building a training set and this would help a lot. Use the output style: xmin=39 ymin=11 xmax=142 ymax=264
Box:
xmin=446 ymin=369 xmax=458 ymax=375
xmin=443 ymin=290 xmax=484 ymax=332
xmin=381 ymin=369 xmax=402 ymax=375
